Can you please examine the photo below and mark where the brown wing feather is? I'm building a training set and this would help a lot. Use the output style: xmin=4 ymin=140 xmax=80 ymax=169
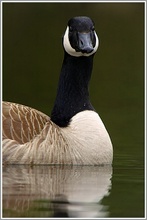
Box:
xmin=2 ymin=101 xmax=50 ymax=144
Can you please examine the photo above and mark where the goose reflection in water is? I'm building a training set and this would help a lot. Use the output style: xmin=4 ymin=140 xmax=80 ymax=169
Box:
xmin=3 ymin=165 xmax=112 ymax=218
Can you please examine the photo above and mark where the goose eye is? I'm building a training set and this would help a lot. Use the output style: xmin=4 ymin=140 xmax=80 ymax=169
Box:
xmin=92 ymin=27 xmax=95 ymax=31
xmin=69 ymin=26 xmax=73 ymax=32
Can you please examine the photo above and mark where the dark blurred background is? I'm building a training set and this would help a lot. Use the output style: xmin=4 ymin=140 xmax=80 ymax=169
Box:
xmin=3 ymin=3 xmax=144 ymax=166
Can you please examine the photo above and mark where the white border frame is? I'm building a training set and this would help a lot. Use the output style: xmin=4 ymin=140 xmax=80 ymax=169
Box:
xmin=0 ymin=1 xmax=146 ymax=220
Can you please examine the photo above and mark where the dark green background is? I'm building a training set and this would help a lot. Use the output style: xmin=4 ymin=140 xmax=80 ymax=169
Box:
xmin=2 ymin=3 xmax=144 ymax=217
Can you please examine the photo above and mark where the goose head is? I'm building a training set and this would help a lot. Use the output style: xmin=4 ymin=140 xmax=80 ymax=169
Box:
xmin=63 ymin=16 xmax=99 ymax=57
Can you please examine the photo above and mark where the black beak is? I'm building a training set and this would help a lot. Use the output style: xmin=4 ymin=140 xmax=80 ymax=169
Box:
xmin=76 ymin=32 xmax=94 ymax=54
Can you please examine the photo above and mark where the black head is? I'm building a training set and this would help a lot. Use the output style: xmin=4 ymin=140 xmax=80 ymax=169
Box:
xmin=63 ymin=16 xmax=99 ymax=57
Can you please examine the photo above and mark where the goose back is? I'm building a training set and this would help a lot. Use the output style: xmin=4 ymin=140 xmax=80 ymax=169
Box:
xmin=2 ymin=101 xmax=50 ymax=144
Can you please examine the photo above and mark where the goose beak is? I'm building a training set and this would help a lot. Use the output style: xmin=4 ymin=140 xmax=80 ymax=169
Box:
xmin=77 ymin=32 xmax=94 ymax=54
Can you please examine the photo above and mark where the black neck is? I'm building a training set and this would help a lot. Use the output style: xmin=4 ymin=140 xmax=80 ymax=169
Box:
xmin=51 ymin=52 xmax=95 ymax=127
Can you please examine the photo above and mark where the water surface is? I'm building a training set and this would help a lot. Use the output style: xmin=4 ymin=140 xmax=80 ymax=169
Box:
xmin=3 ymin=165 xmax=112 ymax=218
xmin=3 ymin=156 xmax=144 ymax=218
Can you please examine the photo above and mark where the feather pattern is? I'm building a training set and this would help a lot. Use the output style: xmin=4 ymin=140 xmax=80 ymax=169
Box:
xmin=3 ymin=102 xmax=113 ymax=165
xmin=3 ymin=102 xmax=50 ymax=143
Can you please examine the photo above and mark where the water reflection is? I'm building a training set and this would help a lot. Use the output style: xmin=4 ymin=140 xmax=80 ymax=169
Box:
xmin=3 ymin=165 xmax=112 ymax=218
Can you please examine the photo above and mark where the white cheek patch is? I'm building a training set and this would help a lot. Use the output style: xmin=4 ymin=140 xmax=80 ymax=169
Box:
xmin=63 ymin=26 xmax=99 ymax=57
xmin=93 ymin=31 xmax=99 ymax=54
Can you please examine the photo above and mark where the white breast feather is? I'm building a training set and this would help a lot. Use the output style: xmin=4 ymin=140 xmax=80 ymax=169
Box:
xmin=61 ymin=110 xmax=113 ymax=165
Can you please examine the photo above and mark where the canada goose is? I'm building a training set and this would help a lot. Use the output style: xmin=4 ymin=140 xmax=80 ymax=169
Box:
xmin=3 ymin=16 xmax=113 ymax=165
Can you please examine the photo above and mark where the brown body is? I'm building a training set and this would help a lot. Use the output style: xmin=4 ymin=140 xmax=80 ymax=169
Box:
xmin=3 ymin=101 xmax=50 ymax=144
